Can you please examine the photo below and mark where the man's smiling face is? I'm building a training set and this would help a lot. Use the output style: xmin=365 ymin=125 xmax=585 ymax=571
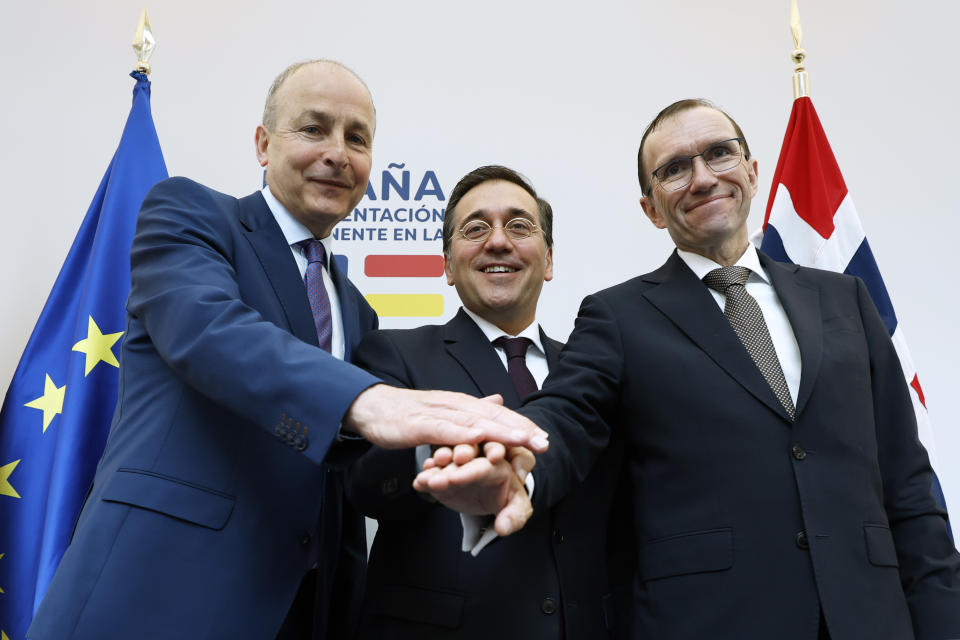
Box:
xmin=640 ymin=106 xmax=758 ymax=263
xmin=255 ymin=62 xmax=375 ymax=238
xmin=444 ymin=179 xmax=553 ymax=335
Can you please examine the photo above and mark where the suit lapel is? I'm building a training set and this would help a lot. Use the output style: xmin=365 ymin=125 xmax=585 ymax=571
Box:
xmin=442 ymin=309 xmax=522 ymax=409
xmin=328 ymin=256 xmax=361 ymax=361
xmin=642 ymin=251 xmax=792 ymax=423
xmin=540 ymin=327 xmax=563 ymax=369
xmin=759 ymin=251 xmax=821 ymax=417
xmin=236 ymin=192 xmax=319 ymax=347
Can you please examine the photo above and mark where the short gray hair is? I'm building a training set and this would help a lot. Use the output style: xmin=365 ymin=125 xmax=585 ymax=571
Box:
xmin=261 ymin=59 xmax=374 ymax=130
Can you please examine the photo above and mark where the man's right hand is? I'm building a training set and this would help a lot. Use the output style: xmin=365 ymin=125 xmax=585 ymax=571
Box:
xmin=341 ymin=383 xmax=549 ymax=453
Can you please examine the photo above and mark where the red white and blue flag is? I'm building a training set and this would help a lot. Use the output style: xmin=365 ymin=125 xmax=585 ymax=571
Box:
xmin=756 ymin=96 xmax=951 ymax=537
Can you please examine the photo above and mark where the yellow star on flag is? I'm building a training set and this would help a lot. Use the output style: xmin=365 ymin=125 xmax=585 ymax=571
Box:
xmin=0 ymin=553 xmax=5 ymax=594
xmin=24 ymin=374 xmax=66 ymax=433
xmin=0 ymin=460 xmax=21 ymax=499
xmin=72 ymin=315 xmax=123 ymax=376
xmin=1 ymin=629 xmax=8 ymax=640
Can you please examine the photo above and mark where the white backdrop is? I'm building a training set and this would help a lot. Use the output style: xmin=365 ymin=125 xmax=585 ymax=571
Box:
xmin=2 ymin=1 xmax=958 ymax=522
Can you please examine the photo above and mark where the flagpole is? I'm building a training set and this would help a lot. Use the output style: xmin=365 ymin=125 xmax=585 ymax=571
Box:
xmin=761 ymin=0 xmax=953 ymax=540
xmin=790 ymin=0 xmax=809 ymax=99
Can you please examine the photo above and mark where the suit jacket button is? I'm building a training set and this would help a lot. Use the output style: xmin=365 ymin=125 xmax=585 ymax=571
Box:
xmin=791 ymin=444 xmax=807 ymax=460
xmin=796 ymin=530 xmax=809 ymax=549
xmin=381 ymin=477 xmax=399 ymax=495
xmin=300 ymin=531 xmax=312 ymax=547
xmin=540 ymin=598 xmax=557 ymax=615
xmin=552 ymin=528 xmax=564 ymax=544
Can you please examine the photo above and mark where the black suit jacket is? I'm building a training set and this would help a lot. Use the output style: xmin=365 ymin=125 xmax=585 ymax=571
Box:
xmin=346 ymin=308 xmax=635 ymax=639
xmin=522 ymin=250 xmax=960 ymax=639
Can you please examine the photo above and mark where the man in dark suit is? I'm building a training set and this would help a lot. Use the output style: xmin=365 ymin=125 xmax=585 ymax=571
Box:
xmin=347 ymin=166 xmax=634 ymax=639
xmin=418 ymin=100 xmax=960 ymax=639
xmin=27 ymin=61 xmax=547 ymax=640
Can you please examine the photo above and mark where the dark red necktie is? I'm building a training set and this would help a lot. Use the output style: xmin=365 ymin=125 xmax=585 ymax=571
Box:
xmin=300 ymin=239 xmax=332 ymax=352
xmin=493 ymin=336 xmax=537 ymax=399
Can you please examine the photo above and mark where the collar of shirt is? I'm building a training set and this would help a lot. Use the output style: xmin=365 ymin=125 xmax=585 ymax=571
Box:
xmin=261 ymin=185 xmax=335 ymax=269
xmin=460 ymin=306 xmax=545 ymax=357
xmin=260 ymin=185 xmax=345 ymax=360
xmin=676 ymin=243 xmax=770 ymax=285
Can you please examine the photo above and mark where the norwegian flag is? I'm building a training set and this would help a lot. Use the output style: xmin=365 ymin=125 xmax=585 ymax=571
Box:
xmin=757 ymin=96 xmax=952 ymax=538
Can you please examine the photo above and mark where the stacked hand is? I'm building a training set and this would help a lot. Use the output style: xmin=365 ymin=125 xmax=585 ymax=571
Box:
xmin=344 ymin=385 xmax=545 ymax=536
xmin=414 ymin=440 xmax=538 ymax=537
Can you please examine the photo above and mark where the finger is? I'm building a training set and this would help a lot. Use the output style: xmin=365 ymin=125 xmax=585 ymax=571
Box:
xmin=425 ymin=471 xmax=452 ymax=492
xmin=452 ymin=443 xmax=480 ymax=466
xmin=431 ymin=446 xmax=454 ymax=468
xmin=420 ymin=393 xmax=549 ymax=449
xmin=412 ymin=467 xmax=441 ymax=492
xmin=479 ymin=393 xmax=504 ymax=405
xmin=482 ymin=441 xmax=506 ymax=464
xmin=421 ymin=457 xmax=437 ymax=470
xmin=494 ymin=489 xmax=533 ymax=537
xmin=466 ymin=414 xmax=549 ymax=453
xmin=507 ymin=446 xmax=535 ymax=481
xmin=434 ymin=456 xmax=496 ymax=488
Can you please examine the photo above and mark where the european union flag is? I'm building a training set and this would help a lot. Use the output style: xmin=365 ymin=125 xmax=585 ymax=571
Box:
xmin=0 ymin=71 xmax=167 ymax=639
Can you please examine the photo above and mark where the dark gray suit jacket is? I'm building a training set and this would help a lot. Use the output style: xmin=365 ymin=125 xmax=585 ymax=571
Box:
xmin=523 ymin=250 xmax=960 ymax=639
xmin=346 ymin=308 xmax=635 ymax=639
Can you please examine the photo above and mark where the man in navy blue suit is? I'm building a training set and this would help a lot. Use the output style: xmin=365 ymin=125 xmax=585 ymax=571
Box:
xmin=418 ymin=100 xmax=960 ymax=639
xmin=28 ymin=60 xmax=547 ymax=640
xmin=346 ymin=166 xmax=635 ymax=639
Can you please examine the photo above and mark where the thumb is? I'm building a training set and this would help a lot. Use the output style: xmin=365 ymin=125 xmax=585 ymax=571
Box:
xmin=493 ymin=490 xmax=533 ymax=537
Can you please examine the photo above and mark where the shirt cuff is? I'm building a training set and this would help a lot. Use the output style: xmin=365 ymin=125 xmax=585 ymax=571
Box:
xmin=460 ymin=472 xmax=536 ymax=556
xmin=415 ymin=444 xmax=432 ymax=470
xmin=461 ymin=514 xmax=499 ymax=556
xmin=336 ymin=425 xmax=367 ymax=442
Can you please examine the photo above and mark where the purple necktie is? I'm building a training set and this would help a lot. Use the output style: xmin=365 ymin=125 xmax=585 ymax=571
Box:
xmin=300 ymin=239 xmax=332 ymax=352
xmin=493 ymin=336 xmax=537 ymax=400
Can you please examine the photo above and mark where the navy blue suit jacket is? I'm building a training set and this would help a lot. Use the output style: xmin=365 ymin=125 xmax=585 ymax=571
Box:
xmin=522 ymin=250 xmax=960 ymax=639
xmin=29 ymin=177 xmax=380 ymax=639
xmin=346 ymin=308 xmax=635 ymax=639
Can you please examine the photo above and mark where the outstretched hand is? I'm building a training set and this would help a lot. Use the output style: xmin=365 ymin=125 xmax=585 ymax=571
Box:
xmin=342 ymin=384 xmax=549 ymax=453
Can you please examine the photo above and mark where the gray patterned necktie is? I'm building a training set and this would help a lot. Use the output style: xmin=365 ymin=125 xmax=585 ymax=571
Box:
xmin=702 ymin=266 xmax=796 ymax=421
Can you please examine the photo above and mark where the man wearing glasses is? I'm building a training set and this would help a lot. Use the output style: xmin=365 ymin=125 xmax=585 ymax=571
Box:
xmin=418 ymin=101 xmax=960 ymax=639
xmin=346 ymin=166 xmax=634 ymax=639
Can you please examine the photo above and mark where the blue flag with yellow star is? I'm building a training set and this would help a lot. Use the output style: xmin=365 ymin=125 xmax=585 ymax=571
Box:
xmin=0 ymin=71 xmax=166 ymax=639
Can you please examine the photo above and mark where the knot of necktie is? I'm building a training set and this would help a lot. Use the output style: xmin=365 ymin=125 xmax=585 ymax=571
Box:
xmin=300 ymin=239 xmax=327 ymax=267
xmin=492 ymin=336 xmax=537 ymax=400
xmin=702 ymin=265 xmax=751 ymax=293
xmin=493 ymin=336 xmax=533 ymax=360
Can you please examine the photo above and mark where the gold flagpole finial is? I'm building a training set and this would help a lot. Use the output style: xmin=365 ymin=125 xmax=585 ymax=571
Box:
xmin=790 ymin=0 xmax=809 ymax=98
xmin=132 ymin=8 xmax=156 ymax=76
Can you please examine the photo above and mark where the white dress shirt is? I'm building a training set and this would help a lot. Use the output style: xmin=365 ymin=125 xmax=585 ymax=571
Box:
xmin=676 ymin=244 xmax=802 ymax=404
xmin=446 ymin=308 xmax=545 ymax=555
xmin=461 ymin=307 xmax=549 ymax=388
xmin=261 ymin=185 xmax=345 ymax=360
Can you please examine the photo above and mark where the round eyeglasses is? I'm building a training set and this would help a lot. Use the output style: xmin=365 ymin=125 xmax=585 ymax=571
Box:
xmin=457 ymin=218 xmax=541 ymax=243
xmin=651 ymin=137 xmax=745 ymax=192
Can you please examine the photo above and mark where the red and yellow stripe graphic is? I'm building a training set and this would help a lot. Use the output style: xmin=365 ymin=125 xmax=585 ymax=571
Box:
xmin=363 ymin=254 xmax=445 ymax=317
